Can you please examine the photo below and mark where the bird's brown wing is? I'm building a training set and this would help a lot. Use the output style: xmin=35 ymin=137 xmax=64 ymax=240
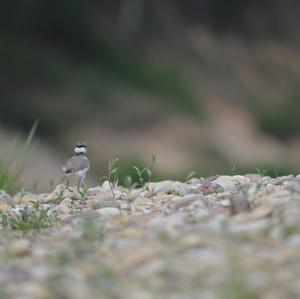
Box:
xmin=63 ymin=156 xmax=90 ymax=174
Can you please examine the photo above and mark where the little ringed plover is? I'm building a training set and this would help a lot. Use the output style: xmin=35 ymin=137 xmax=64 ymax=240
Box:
xmin=62 ymin=142 xmax=90 ymax=191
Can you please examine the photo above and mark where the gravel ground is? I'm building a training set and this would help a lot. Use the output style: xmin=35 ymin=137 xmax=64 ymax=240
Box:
xmin=1 ymin=174 xmax=300 ymax=299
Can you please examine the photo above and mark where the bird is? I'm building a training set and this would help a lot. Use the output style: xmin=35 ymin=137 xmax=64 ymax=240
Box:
xmin=62 ymin=142 xmax=90 ymax=191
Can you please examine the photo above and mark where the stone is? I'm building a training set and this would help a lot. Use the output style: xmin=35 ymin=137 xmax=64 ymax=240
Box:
xmin=102 ymin=180 xmax=112 ymax=190
xmin=283 ymin=180 xmax=300 ymax=193
xmin=232 ymin=175 xmax=250 ymax=185
xmin=20 ymin=195 xmax=38 ymax=206
xmin=87 ymin=186 xmax=104 ymax=196
xmin=50 ymin=198 xmax=72 ymax=215
xmin=53 ymin=184 xmax=66 ymax=194
xmin=95 ymin=207 xmax=121 ymax=217
xmin=187 ymin=178 xmax=202 ymax=185
xmin=214 ymin=176 xmax=237 ymax=192
xmin=0 ymin=203 xmax=11 ymax=213
xmin=120 ymin=202 xmax=131 ymax=210
xmin=40 ymin=193 xmax=58 ymax=203
xmin=199 ymin=181 xmax=224 ymax=195
xmin=229 ymin=192 xmax=251 ymax=214
xmin=148 ymin=181 xmax=192 ymax=196
xmin=0 ymin=191 xmax=16 ymax=206
xmin=7 ymin=239 xmax=30 ymax=257
xmin=139 ymin=190 xmax=152 ymax=198
xmin=148 ymin=180 xmax=174 ymax=194
xmin=89 ymin=193 xmax=120 ymax=209
xmin=259 ymin=189 xmax=291 ymax=206
xmin=63 ymin=190 xmax=78 ymax=200
xmin=173 ymin=194 xmax=204 ymax=209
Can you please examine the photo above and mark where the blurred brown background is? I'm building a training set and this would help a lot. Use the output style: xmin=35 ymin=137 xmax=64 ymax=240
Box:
xmin=1 ymin=0 xmax=300 ymax=191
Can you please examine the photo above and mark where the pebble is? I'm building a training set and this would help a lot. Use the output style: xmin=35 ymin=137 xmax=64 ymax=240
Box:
xmin=148 ymin=181 xmax=192 ymax=196
xmin=20 ymin=195 xmax=38 ymax=206
xmin=214 ymin=176 xmax=237 ymax=192
xmin=7 ymin=240 xmax=31 ymax=257
xmin=95 ymin=207 xmax=121 ymax=217
xmin=90 ymin=193 xmax=120 ymax=209
xmin=0 ymin=191 xmax=16 ymax=206
xmin=0 ymin=203 xmax=12 ymax=213
xmin=173 ymin=194 xmax=204 ymax=209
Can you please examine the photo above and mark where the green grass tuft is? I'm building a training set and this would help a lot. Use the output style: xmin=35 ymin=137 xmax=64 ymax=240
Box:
xmin=1 ymin=201 xmax=55 ymax=232
xmin=0 ymin=120 xmax=38 ymax=193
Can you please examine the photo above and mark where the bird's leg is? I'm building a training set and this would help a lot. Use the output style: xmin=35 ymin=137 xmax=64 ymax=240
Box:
xmin=77 ymin=175 xmax=85 ymax=192
xmin=65 ymin=176 xmax=71 ymax=191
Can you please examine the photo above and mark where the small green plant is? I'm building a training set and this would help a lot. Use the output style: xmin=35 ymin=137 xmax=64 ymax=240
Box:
xmin=0 ymin=120 xmax=38 ymax=193
xmin=229 ymin=164 xmax=237 ymax=175
xmin=123 ymin=175 xmax=133 ymax=189
xmin=8 ymin=201 xmax=54 ymax=231
xmin=100 ymin=158 xmax=119 ymax=199
xmin=17 ymin=187 xmax=27 ymax=198
xmin=133 ymin=154 xmax=162 ymax=190
xmin=256 ymin=168 xmax=269 ymax=177
xmin=79 ymin=185 xmax=89 ymax=202
xmin=57 ymin=190 xmax=64 ymax=201
xmin=48 ymin=179 xmax=55 ymax=190
xmin=31 ymin=178 xmax=40 ymax=193
xmin=185 ymin=171 xmax=197 ymax=182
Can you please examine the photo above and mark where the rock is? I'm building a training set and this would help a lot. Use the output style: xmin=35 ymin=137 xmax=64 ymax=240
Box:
xmin=148 ymin=180 xmax=174 ymax=194
xmin=282 ymin=179 xmax=300 ymax=193
xmin=173 ymin=194 xmax=204 ymax=209
xmin=20 ymin=195 xmax=38 ymax=206
xmin=187 ymin=178 xmax=202 ymax=185
xmin=215 ymin=176 xmax=237 ymax=192
xmin=229 ymin=192 xmax=251 ymax=214
xmin=0 ymin=203 xmax=11 ymax=213
xmin=126 ymin=189 xmax=140 ymax=201
xmin=173 ymin=182 xmax=194 ymax=196
xmin=7 ymin=239 xmax=30 ymax=257
xmin=102 ymin=180 xmax=111 ymax=190
xmin=139 ymin=190 xmax=152 ymax=198
xmin=52 ymin=184 xmax=66 ymax=194
xmin=258 ymin=189 xmax=291 ymax=206
xmin=220 ymin=199 xmax=230 ymax=207
xmin=50 ymin=198 xmax=72 ymax=215
xmin=87 ymin=186 xmax=104 ymax=196
xmin=0 ymin=191 xmax=16 ymax=206
xmin=113 ymin=190 xmax=126 ymax=200
xmin=95 ymin=207 xmax=121 ymax=217
xmin=149 ymin=181 xmax=192 ymax=196
xmin=250 ymin=205 xmax=273 ymax=219
xmin=90 ymin=193 xmax=120 ymax=209
xmin=120 ymin=202 xmax=131 ymax=210
xmin=63 ymin=190 xmax=78 ymax=200
xmin=200 ymin=181 xmax=224 ymax=195
xmin=232 ymin=175 xmax=250 ymax=185
xmin=39 ymin=193 xmax=58 ymax=203
xmin=201 ymin=176 xmax=219 ymax=184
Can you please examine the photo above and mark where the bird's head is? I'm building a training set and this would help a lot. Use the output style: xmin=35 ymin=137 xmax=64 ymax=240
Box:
xmin=74 ymin=142 xmax=87 ymax=155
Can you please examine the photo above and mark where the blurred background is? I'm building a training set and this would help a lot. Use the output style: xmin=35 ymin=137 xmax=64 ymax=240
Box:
xmin=1 ymin=0 xmax=300 ymax=191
